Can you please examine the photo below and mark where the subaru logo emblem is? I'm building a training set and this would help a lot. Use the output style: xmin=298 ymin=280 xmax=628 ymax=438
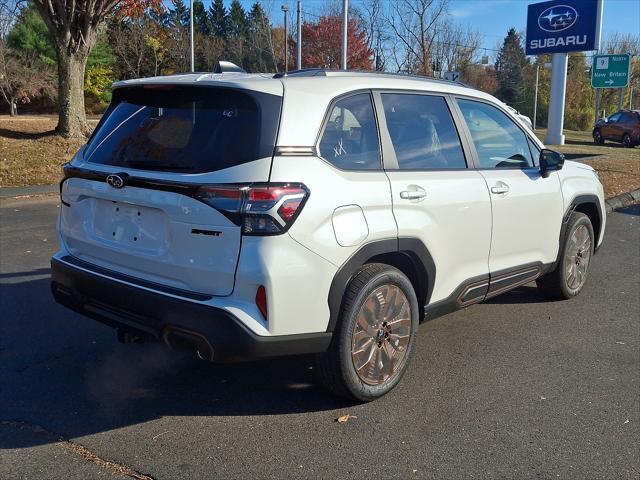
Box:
xmin=106 ymin=174 xmax=125 ymax=189
xmin=538 ymin=5 xmax=578 ymax=33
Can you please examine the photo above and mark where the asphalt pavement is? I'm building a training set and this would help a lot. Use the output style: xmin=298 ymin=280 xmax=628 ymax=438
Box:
xmin=1 ymin=196 xmax=638 ymax=479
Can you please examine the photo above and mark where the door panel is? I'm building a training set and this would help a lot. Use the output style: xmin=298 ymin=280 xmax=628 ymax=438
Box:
xmin=375 ymin=92 xmax=492 ymax=304
xmin=386 ymin=171 xmax=492 ymax=302
xmin=455 ymin=97 xmax=564 ymax=275
xmin=479 ymin=169 xmax=563 ymax=271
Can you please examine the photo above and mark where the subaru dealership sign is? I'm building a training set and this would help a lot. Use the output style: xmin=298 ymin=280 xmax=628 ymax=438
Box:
xmin=526 ymin=0 xmax=599 ymax=55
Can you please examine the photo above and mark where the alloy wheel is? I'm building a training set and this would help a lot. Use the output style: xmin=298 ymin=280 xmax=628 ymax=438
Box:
xmin=351 ymin=284 xmax=412 ymax=386
xmin=565 ymin=224 xmax=592 ymax=291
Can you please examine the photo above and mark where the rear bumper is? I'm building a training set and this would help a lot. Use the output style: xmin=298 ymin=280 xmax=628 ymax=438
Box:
xmin=51 ymin=256 xmax=332 ymax=362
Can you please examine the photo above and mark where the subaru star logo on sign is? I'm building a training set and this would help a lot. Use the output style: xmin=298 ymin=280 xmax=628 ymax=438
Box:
xmin=526 ymin=0 xmax=599 ymax=55
xmin=538 ymin=5 xmax=578 ymax=32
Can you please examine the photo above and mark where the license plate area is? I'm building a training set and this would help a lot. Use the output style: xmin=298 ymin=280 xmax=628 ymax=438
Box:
xmin=93 ymin=200 xmax=168 ymax=251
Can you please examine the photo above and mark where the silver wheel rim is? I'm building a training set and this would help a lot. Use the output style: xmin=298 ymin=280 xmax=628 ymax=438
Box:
xmin=594 ymin=131 xmax=601 ymax=142
xmin=565 ymin=224 xmax=592 ymax=291
xmin=351 ymin=284 xmax=412 ymax=386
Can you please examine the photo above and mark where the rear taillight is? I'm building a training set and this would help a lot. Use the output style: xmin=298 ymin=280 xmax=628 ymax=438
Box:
xmin=195 ymin=183 xmax=309 ymax=235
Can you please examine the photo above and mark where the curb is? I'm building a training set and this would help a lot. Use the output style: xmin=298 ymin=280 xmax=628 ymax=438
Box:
xmin=0 ymin=184 xmax=58 ymax=199
xmin=604 ymin=188 xmax=640 ymax=213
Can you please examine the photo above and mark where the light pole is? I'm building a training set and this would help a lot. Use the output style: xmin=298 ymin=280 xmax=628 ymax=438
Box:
xmin=281 ymin=4 xmax=289 ymax=72
xmin=341 ymin=0 xmax=348 ymax=70
xmin=296 ymin=1 xmax=302 ymax=70
xmin=189 ymin=0 xmax=194 ymax=72
xmin=533 ymin=64 xmax=539 ymax=130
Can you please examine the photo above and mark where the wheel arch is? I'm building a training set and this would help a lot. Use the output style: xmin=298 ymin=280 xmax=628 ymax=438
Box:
xmin=326 ymin=238 xmax=436 ymax=332
xmin=562 ymin=194 xmax=603 ymax=256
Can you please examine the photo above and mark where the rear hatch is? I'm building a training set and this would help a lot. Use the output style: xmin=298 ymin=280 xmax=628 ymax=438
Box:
xmin=60 ymin=82 xmax=282 ymax=296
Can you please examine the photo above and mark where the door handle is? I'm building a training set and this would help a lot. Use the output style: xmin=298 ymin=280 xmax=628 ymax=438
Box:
xmin=400 ymin=185 xmax=426 ymax=200
xmin=490 ymin=182 xmax=509 ymax=195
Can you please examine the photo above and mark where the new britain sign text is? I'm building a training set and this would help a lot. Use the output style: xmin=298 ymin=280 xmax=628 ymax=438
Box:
xmin=526 ymin=0 xmax=599 ymax=55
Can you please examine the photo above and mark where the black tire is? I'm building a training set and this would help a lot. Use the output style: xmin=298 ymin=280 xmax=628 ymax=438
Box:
xmin=593 ymin=129 xmax=604 ymax=145
xmin=622 ymin=133 xmax=633 ymax=148
xmin=536 ymin=212 xmax=595 ymax=300
xmin=315 ymin=263 xmax=419 ymax=402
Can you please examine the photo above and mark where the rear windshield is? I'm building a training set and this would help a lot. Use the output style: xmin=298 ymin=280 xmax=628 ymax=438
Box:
xmin=84 ymin=86 xmax=281 ymax=173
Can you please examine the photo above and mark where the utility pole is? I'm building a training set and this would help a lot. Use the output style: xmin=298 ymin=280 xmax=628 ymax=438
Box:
xmin=189 ymin=0 xmax=194 ymax=72
xmin=341 ymin=0 xmax=348 ymax=70
xmin=296 ymin=1 xmax=302 ymax=70
xmin=281 ymin=4 xmax=289 ymax=72
xmin=533 ymin=64 xmax=539 ymax=130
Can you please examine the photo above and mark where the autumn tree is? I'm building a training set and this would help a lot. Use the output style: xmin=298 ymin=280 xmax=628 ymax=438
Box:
xmin=297 ymin=16 xmax=373 ymax=70
xmin=31 ymin=0 xmax=159 ymax=137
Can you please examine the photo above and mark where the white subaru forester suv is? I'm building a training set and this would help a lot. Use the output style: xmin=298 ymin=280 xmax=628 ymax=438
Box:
xmin=52 ymin=66 xmax=605 ymax=401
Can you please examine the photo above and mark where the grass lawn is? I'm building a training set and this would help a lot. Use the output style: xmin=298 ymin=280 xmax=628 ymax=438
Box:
xmin=0 ymin=116 xmax=88 ymax=188
xmin=1 ymin=116 xmax=638 ymax=199
xmin=535 ymin=128 xmax=639 ymax=198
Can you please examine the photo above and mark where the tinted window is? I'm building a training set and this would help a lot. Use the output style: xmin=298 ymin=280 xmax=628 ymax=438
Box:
xmin=458 ymin=99 xmax=534 ymax=169
xmin=381 ymin=94 xmax=466 ymax=170
xmin=608 ymin=112 xmax=622 ymax=123
xmin=84 ymin=86 xmax=281 ymax=173
xmin=621 ymin=112 xmax=637 ymax=124
xmin=319 ymin=93 xmax=380 ymax=170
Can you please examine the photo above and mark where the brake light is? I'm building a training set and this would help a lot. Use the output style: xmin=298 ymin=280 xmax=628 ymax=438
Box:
xmin=195 ymin=183 xmax=309 ymax=235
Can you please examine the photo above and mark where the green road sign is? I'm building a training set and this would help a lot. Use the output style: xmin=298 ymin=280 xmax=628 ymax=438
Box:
xmin=592 ymin=54 xmax=631 ymax=88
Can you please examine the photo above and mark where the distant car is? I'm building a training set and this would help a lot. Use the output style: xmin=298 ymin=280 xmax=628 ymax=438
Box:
xmin=593 ymin=110 xmax=640 ymax=148
xmin=504 ymin=105 xmax=533 ymax=130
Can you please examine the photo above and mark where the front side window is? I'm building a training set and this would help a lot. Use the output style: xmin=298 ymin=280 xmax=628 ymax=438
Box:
xmin=457 ymin=99 xmax=534 ymax=169
xmin=381 ymin=94 xmax=466 ymax=170
xmin=318 ymin=93 xmax=380 ymax=170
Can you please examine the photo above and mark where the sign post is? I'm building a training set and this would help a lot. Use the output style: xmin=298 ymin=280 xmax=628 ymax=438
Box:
xmin=591 ymin=54 xmax=631 ymax=88
xmin=526 ymin=0 xmax=603 ymax=145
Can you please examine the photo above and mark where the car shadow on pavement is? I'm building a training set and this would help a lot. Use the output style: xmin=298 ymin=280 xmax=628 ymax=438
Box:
xmin=482 ymin=285 xmax=550 ymax=305
xmin=0 ymin=275 xmax=354 ymax=449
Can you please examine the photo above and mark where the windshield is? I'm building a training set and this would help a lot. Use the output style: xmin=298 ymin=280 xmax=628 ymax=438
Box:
xmin=84 ymin=86 xmax=281 ymax=173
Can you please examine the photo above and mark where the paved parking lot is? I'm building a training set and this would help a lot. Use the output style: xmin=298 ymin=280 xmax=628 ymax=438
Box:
xmin=1 ymin=196 xmax=638 ymax=479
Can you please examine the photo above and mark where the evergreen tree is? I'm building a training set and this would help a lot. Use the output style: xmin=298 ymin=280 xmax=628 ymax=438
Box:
xmin=208 ymin=0 xmax=228 ymax=40
xmin=228 ymin=0 xmax=248 ymax=38
xmin=246 ymin=2 xmax=274 ymax=72
xmin=169 ymin=0 xmax=190 ymax=28
xmin=193 ymin=0 xmax=209 ymax=35
xmin=495 ymin=28 xmax=528 ymax=106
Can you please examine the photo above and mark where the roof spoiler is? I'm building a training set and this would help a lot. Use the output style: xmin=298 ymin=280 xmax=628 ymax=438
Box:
xmin=214 ymin=61 xmax=246 ymax=74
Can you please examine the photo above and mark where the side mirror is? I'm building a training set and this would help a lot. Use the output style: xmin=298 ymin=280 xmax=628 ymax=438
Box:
xmin=539 ymin=149 xmax=565 ymax=178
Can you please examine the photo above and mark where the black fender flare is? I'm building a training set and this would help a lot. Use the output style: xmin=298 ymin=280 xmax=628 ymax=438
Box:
xmin=558 ymin=194 xmax=603 ymax=260
xmin=326 ymin=237 xmax=436 ymax=332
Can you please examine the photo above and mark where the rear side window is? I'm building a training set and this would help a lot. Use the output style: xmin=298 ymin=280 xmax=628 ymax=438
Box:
xmin=84 ymin=86 xmax=281 ymax=173
xmin=381 ymin=94 xmax=466 ymax=170
xmin=318 ymin=93 xmax=381 ymax=170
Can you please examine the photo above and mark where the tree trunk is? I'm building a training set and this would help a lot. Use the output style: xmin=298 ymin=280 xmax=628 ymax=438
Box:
xmin=9 ymin=98 xmax=17 ymax=116
xmin=56 ymin=48 xmax=89 ymax=138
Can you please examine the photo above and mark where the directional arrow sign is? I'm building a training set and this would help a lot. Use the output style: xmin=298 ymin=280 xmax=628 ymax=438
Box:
xmin=592 ymin=54 xmax=631 ymax=88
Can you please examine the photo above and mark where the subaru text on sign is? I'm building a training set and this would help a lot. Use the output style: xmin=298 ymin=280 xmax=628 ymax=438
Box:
xmin=526 ymin=0 xmax=599 ymax=55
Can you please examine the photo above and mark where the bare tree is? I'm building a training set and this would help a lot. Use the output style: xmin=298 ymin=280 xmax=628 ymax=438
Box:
xmin=385 ymin=0 xmax=449 ymax=75
xmin=360 ymin=0 xmax=388 ymax=70
xmin=31 ymin=0 xmax=123 ymax=137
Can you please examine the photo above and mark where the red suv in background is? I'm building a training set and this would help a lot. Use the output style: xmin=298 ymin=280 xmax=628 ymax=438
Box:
xmin=593 ymin=110 xmax=640 ymax=148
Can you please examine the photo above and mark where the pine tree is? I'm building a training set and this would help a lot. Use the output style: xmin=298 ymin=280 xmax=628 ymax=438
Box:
xmin=169 ymin=0 xmax=190 ymax=28
xmin=228 ymin=0 xmax=248 ymax=38
xmin=495 ymin=28 xmax=529 ymax=107
xmin=246 ymin=2 xmax=274 ymax=72
xmin=193 ymin=0 xmax=209 ymax=35
xmin=208 ymin=0 xmax=228 ymax=40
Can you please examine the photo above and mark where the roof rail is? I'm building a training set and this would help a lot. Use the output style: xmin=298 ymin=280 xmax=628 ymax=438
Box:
xmin=273 ymin=68 xmax=470 ymax=87
xmin=214 ymin=61 xmax=246 ymax=74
